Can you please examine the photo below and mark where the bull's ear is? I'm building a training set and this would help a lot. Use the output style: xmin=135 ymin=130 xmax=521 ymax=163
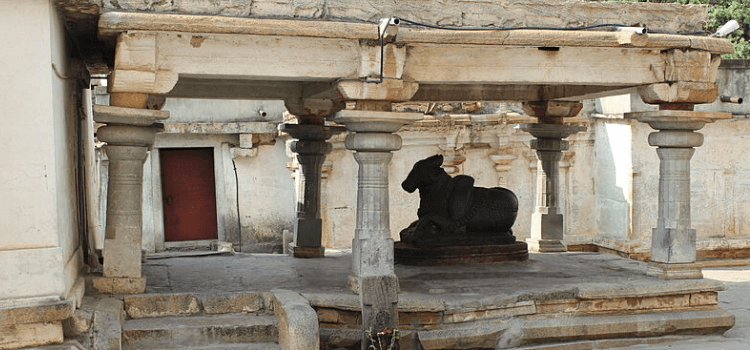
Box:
xmin=432 ymin=154 xmax=444 ymax=166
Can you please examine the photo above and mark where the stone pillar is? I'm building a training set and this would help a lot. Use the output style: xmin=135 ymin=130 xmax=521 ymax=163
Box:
xmin=279 ymin=117 xmax=344 ymax=258
xmin=626 ymin=109 xmax=729 ymax=279
xmin=518 ymin=101 xmax=586 ymax=252
xmin=334 ymin=109 xmax=422 ymax=347
xmin=92 ymin=93 xmax=169 ymax=294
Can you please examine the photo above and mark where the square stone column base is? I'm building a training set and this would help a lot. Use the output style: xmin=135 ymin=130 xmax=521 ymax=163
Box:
xmin=91 ymin=276 xmax=146 ymax=294
xmin=646 ymin=262 xmax=703 ymax=280
xmin=287 ymin=243 xmax=325 ymax=258
xmin=526 ymin=238 xmax=567 ymax=253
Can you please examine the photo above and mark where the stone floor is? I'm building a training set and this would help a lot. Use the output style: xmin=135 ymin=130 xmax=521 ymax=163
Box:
xmin=136 ymin=250 xmax=749 ymax=349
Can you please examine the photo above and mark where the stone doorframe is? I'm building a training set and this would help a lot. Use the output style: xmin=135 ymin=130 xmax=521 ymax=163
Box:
xmin=146 ymin=137 xmax=237 ymax=253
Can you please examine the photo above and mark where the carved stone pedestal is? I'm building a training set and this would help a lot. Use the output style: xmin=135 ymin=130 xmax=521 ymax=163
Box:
xmin=92 ymin=105 xmax=168 ymax=294
xmin=626 ymin=110 xmax=729 ymax=279
xmin=280 ymin=122 xmax=343 ymax=258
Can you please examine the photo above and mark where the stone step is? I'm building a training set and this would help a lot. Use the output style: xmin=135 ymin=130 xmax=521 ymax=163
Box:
xmin=135 ymin=343 xmax=282 ymax=350
xmin=122 ymin=313 xmax=278 ymax=349
xmin=123 ymin=292 xmax=270 ymax=319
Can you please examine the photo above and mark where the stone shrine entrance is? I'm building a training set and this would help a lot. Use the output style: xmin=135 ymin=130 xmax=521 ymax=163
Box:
xmin=159 ymin=147 xmax=218 ymax=242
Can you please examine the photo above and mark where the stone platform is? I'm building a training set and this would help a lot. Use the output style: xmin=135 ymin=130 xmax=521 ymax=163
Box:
xmin=394 ymin=241 xmax=528 ymax=265
xmin=72 ymin=251 xmax=736 ymax=350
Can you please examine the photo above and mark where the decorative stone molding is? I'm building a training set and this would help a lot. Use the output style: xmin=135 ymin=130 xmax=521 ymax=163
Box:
xmin=440 ymin=149 xmax=466 ymax=175
xmin=489 ymin=152 xmax=518 ymax=188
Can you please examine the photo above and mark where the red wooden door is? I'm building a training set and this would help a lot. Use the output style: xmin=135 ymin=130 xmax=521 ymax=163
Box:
xmin=160 ymin=148 xmax=218 ymax=241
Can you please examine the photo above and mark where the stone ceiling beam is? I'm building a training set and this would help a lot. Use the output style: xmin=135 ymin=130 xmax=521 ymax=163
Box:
xmin=107 ymin=28 xmax=731 ymax=97
xmin=410 ymin=84 xmax=638 ymax=102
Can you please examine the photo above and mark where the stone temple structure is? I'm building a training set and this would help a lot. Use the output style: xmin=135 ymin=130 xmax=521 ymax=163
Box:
xmin=0 ymin=0 xmax=744 ymax=349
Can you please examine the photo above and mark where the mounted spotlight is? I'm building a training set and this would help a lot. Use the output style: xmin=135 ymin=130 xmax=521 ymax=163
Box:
xmin=711 ymin=20 xmax=740 ymax=38
xmin=616 ymin=27 xmax=648 ymax=35
xmin=378 ymin=17 xmax=400 ymax=42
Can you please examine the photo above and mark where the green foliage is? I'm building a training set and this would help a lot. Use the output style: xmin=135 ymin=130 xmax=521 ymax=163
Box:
xmin=602 ymin=0 xmax=750 ymax=58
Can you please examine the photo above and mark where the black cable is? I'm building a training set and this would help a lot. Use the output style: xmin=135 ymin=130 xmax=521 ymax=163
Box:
xmin=395 ymin=17 xmax=636 ymax=32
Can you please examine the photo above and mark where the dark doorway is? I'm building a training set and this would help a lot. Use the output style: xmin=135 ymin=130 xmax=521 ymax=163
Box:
xmin=160 ymin=148 xmax=218 ymax=241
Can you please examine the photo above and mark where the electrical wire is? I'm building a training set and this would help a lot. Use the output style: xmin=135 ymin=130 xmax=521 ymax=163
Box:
xmin=395 ymin=17 xmax=635 ymax=32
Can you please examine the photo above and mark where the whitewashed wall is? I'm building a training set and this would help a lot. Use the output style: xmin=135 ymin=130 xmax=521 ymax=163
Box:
xmin=0 ymin=0 xmax=82 ymax=303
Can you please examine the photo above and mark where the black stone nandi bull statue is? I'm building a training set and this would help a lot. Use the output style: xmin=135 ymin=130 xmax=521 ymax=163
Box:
xmin=399 ymin=154 xmax=519 ymax=248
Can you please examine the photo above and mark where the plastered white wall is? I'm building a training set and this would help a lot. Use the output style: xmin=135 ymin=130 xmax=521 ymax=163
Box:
xmin=0 ymin=0 xmax=81 ymax=301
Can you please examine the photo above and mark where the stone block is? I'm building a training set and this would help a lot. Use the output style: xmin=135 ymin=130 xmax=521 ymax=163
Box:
xmin=535 ymin=299 xmax=579 ymax=314
xmin=417 ymin=320 xmax=510 ymax=350
xmin=689 ymin=292 xmax=718 ymax=306
xmin=271 ymin=289 xmax=319 ymax=350
xmin=91 ymin=276 xmax=146 ymax=294
xmin=201 ymin=292 xmax=266 ymax=314
xmin=0 ymin=299 xmax=74 ymax=327
xmin=62 ymin=309 xmax=93 ymax=339
xmin=84 ymin=297 xmax=125 ymax=350
xmin=0 ymin=322 xmax=63 ymax=349
xmin=577 ymin=294 xmax=691 ymax=314
xmin=123 ymin=293 xmax=201 ymax=318
xmin=316 ymin=308 xmax=340 ymax=324
xmin=646 ymin=262 xmax=703 ymax=280
xmin=399 ymin=311 xmax=443 ymax=327
xmin=444 ymin=301 xmax=535 ymax=323
xmin=521 ymin=309 xmax=735 ymax=344
xmin=288 ymin=244 xmax=325 ymax=258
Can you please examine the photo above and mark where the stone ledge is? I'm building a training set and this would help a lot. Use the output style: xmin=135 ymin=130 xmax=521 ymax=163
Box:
xmin=91 ymin=276 xmax=146 ymax=295
xmin=271 ymin=289 xmax=320 ymax=350
xmin=520 ymin=309 xmax=735 ymax=345
xmin=0 ymin=299 xmax=74 ymax=327
xmin=0 ymin=322 xmax=64 ymax=350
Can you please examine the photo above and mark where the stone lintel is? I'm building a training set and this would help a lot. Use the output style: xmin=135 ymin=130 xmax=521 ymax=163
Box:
xmin=164 ymin=122 xmax=278 ymax=134
xmin=91 ymin=276 xmax=147 ymax=294
xmin=646 ymin=262 xmax=703 ymax=280
xmin=638 ymin=82 xmax=719 ymax=104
